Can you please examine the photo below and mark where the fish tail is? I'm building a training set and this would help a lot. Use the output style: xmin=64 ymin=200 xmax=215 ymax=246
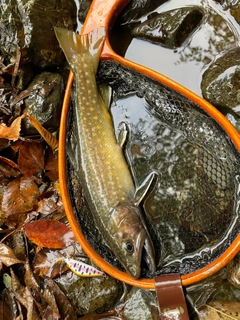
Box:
xmin=54 ymin=27 xmax=106 ymax=74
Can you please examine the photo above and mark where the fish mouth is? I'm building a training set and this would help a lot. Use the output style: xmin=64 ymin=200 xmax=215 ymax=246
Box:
xmin=127 ymin=229 xmax=146 ymax=279
xmin=142 ymin=233 xmax=156 ymax=274
xmin=127 ymin=229 xmax=156 ymax=279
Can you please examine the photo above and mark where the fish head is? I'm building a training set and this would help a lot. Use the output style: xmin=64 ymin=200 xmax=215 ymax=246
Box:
xmin=108 ymin=202 xmax=155 ymax=278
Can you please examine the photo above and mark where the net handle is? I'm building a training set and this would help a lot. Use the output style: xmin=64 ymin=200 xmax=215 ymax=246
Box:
xmin=154 ymin=274 xmax=190 ymax=320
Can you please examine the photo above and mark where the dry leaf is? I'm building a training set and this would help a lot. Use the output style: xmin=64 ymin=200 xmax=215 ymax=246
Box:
xmin=42 ymin=281 xmax=61 ymax=319
xmin=9 ymin=89 xmax=32 ymax=107
xmin=0 ymin=138 xmax=9 ymax=152
xmin=37 ymin=191 xmax=61 ymax=216
xmin=24 ymin=220 xmax=77 ymax=249
xmin=18 ymin=141 xmax=44 ymax=177
xmin=10 ymin=268 xmax=40 ymax=320
xmin=2 ymin=176 xmax=39 ymax=216
xmin=199 ymin=300 xmax=240 ymax=319
xmin=33 ymin=248 xmax=67 ymax=278
xmin=10 ymin=268 xmax=28 ymax=308
xmin=0 ymin=114 xmax=25 ymax=141
xmin=44 ymin=146 xmax=58 ymax=182
xmin=24 ymin=259 xmax=39 ymax=291
xmin=10 ymin=140 xmax=24 ymax=154
xmin=43 ymin=277 xmax=78 ymax=320
xmin=28 ymin=114 xmax=58 ymax=151
xmin=0 ymin=156 xmax=21 ymax=178
xmin=2 ymin=288 xmax=19 ymax=319
xmin=0 ymin=243 xmax=24 ymax=266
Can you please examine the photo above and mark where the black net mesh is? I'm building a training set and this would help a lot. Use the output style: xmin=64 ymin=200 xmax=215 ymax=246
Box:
xmin=67 ymin=60 xmax=240 ymax=278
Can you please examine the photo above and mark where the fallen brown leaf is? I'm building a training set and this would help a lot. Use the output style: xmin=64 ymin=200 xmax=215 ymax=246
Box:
xmin=44 ymin=146 xmax=58 ymax=182
xmin=18 ymin=141 xmax=44 ymax=177
xmin=2 ymin=176 xmax=39 ymax=216
xmin=24 ymin=259 xmax=39 ymax=291
xmin=0 ymin=156 xmax=21 ymax=178
xmin=199 ymin=300 xmax=240 ymax=319
xmin=0 ymin=243 xmax=24 ymax=266
xmin=41 ymin=281 xmax=61 ymax=319
xmin=10 ymin=268 xmax=28 ymax=308
xmin=10 ymin=268 xmax=40 ymax=320
xmin=24 ymin=220 xmax=77 ymax=249
xmin=28 ymin=114 xmax=58 ymax=151
xmin=43 ymin=277 xmax=78 ymax=320
xmin=0 ymin=114 xmax=25 ymax=141
xmin=37 ymin=191 xmax=62 ymax=216
xmin=33 ymin=248 xmax=67 ymax=278
xmin=2 ymin=288 xmax=19 ymax=319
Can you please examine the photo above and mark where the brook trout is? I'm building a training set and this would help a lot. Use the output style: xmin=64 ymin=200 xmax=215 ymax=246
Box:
xmin=54 ymin=27 xmax=155 ymax=278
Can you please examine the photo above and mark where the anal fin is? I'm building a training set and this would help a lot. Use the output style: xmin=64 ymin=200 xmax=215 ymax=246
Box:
xmin=134 ymin=171 xmax=158 ymax=206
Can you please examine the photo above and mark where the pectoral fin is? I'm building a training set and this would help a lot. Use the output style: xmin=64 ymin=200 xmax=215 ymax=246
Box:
xmin=99 ymin=83 xmax=112 ymax=109
xmin=134 ymin=171 xmax=158 ymax=206
xmin=117 ymin=122 xmax=128 ymax=148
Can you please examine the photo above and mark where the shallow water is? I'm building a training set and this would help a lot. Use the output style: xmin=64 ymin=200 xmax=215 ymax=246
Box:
xmin=110 ymin=0 xmax=239 ymax=96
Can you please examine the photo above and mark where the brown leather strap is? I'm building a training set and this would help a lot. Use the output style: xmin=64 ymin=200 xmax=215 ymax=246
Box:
xmin=154 ymin=274 xmax=189 ymax=320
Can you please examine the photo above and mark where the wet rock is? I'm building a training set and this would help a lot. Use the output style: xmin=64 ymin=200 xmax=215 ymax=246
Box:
xmin=186 ymin=271 xmax=223 ymax=310
xmin=22 ymin=72 xmax=64 ymax=135
xmin=132 ymin=7 xmax=203 ymax=49
xmin=210 ymin=275 xmax=240 ymax=302
xmin=124 ymin=287 xmax=159 ymax=320
xmin=201 ymin=47 xmax=240 ymax=109
xmin=216 ymin=0 xmax=240 ymax=24
xmin=217 ymin=106 xmax=240 ymax=133
xmin=78 ymin=0 xmax=92 ymax=24
xmin=0 ymin=0 xmax=76 ymax=68
xmin=16 ymin=64 xmax=34 ymax=91
xmin=214 ymin=0 xmax=239 ymax=10
xmin=227 ymin=253 xmax=240 ymax=289
xmin=11 ymin=231 xmax=26 ymax=261
xmin=230 ymin=5 xmax=240 ymax=24
xmin=120 ymin=0 xmax=168 ymax=24
xmin=55 ymin=270 xmax=122 ymax=314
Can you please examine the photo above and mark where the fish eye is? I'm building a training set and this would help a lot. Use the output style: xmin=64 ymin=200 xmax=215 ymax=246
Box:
xmin=124 ymin=241 xmax=134 ymax=254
